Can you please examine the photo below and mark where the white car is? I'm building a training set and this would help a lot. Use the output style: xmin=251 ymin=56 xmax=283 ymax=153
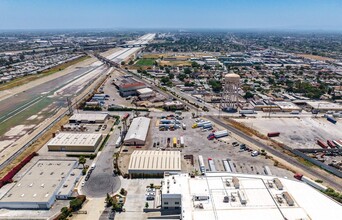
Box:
xmin=81 ymin=181 xmax=85 ymax=187
xmin=251 ymin=151 xmax=259 ymax=157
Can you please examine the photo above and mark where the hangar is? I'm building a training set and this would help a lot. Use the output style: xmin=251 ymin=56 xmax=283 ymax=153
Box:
xmin=128 ymin=150 xmax=181 ymax=177
xmin=124 ymin=117 xmax=151 ymax=146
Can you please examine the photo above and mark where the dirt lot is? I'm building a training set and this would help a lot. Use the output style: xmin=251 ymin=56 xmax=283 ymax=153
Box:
xmin=296 ymin=53 xmax=335 ymax=61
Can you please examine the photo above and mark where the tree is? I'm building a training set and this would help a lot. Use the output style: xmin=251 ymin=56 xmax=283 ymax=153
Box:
xmin=121 ymin=61 xmax=126 ymax=65
xmin=106 ymin=193 xmax=113 ymax=207
xmin=145 ymin=202 xmax=149 ymax=209
xmin=120 ymin=188 xmax=126 ymax=195
xmin=128 ymin=60 xmax=134 ymax=65
xmin=165 ymin=68 xmax=170 ymax=74
xmin=244 ymin=91 xmax=254 ymax=99
xmin=184 ymin=67 xmax=192 ymax=75
xmin=168 ymin=73 xmax=174 ymax=79
xmin=177 ymin=73 xmax=186 ymax=81
xmin=161 ymin=76 xmax=170 ymax=84
xmin=150 ymin=183 xmax=154 ymax=188
xmin=19 ymin=54 xmax=25 ymax=61
xmin=79 ymin=156 xmax=86 ymax=169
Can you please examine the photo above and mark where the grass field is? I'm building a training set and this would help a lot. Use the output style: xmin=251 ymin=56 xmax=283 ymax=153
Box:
xmin=0 ymin=55 xmax=90 ymax=91
xmin=0 ymin=97 xmax=53 ymax=136
xmin=134 ymin=58 xmax=156 ymax=66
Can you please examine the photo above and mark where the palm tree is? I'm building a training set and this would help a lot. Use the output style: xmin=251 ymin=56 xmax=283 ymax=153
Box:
xmin=79 ymin=156 xmax=86 ymax=169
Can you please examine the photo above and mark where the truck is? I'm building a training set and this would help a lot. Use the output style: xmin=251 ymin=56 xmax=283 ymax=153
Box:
xmin=267 ymin=132 xmax=280 ymax=137
xmin=317 ymin=139 xmax=328 ymax=149
xmin=223 ymin=160 xmax=232 ymax=172
xmin=239 ymin=110 xmax=255 ymax=114
xmin=214 ymin=130 xmax=228 ymax=139
xmin=327 ymin=140 xmax=336 ymax=148
xmin=290 ymin=110 xmax=300 ymax=114
xmin=202 ymin=123 xmax=213 ymax=130
xmin=294 ymin=174 xmax=328 ymax=191
xmin=115 ymin=136 xmax=122 ymax=148
xmin=173 ymin=137 xmax=177 ymax=147
xmin=332 ymin=140 xmax=342 ymax=148
xmin=198 ymin=155 xmax=205 ymax=175
xmin=180 ymin=136 xmax=185 ymax=147
xmin=160 ymin=119 xmax=174 ymax=124
xmin=207 ymin=133 xmax=215 ymax=140
xmin=198 ymin=121 xmax=212 ymax=128
xmin=326 ymin=116 xmax=337 ymax=124
xmin=208 ymin=158 xmax=216 ymax=172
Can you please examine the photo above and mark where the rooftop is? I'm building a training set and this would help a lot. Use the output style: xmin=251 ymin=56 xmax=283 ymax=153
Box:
xmin=124 ymin=117 xmax=151 ymax=142
xmin=69 ymin=113 xmax=108 ymax=122
xmin=128 ymin=150 xmax=181 ymax=171
xmin=163 ymin=173 xmax=342 ymax=220
xmin=0 ymin=159 xmax=77 ymax=203
xmin=47 ymin=133 xmax=102 ymax=147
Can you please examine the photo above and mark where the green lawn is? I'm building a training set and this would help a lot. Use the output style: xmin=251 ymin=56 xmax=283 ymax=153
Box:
xmin=134 ymin=58 xmax=156 ymax=66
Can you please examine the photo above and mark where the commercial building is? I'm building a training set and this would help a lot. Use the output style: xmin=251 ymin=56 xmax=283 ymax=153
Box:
xmin=137 ymin=88 xmax=155 ymax=100
xmin=0 ymin=159 xmax=80 ymax=210
xmin=47 ymin=133 xmax=103 ymax=152
xmin=128 ymin=150 xmax=181 ymax=177
xmin=274 ymin=101 xmax=302 ymax=112
xmin=164 ymin=101 xmax=185 ymax=110
xmin=124 ymin=117 xmax=151 ymax=146
xmin=306 ymin=101 xmax=342 ymax=112
xmin=113 ymin=76 xmax=146 ymax=97
xmin=69 ymin=113 xmax=108 ymax=124
xmin=161 ymin=173 xmax=342 ymax=219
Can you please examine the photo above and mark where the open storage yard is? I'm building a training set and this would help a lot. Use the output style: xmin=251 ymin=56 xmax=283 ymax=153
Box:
xmin=235 ymin=117 xmax=342 ymax=149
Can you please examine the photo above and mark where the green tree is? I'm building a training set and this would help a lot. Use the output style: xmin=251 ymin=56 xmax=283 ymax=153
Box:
xmin=145 ymin=202 xmax=149 ymax=209
xmin=184 ymin=67 xmax=192 ymax=75
xmin=121 ymin=61 xmax=126 ymax=65
xmin=79 ymin=156 xmax=86 ymax=169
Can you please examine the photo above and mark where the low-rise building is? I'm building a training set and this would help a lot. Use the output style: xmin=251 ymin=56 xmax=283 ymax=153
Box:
xmin=69 ymin=113 xmax=108 ymax=124
xmin=164 ymin=101 xmax=185 ymax=110
xmin=124 ymin=117 xmax=151 ymax=145
xmin=47 ymin=133 xmax=103 ymax=152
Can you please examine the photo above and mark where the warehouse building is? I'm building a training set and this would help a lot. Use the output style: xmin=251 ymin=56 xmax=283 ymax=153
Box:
xmin=124 ymin=117 xmax=151 ymax=146
xmin=128 ymin=150 xmax=181 ymax=178
xmin=0 ymin=159 xmax=80 ymax=210
xmin=69 ymin=113 xmax=108 ymax=124
xmin=113 ymin=76 xmax=146 ymax=97
xmin=47 ymin=133 xmax=103 ymax=152
xmin=161 ymin=172 xmax=342 ymax=219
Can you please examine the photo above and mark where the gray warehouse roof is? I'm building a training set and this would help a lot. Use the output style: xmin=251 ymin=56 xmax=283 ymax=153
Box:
xmin=0 ymin=159 xmax=77 ymax=204
xmin=128 ymin=150 xmax=181 ymax=171
xmin=69 ymin=113 xmax=108 ymax=122
xmin=124 ymin=117 xmax=151 ymax=142
xmin=47 ymin=133 xmax=102 ymax=147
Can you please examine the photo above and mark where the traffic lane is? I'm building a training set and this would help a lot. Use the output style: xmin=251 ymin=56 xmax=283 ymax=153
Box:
xmin=208 ymin=116 xmax=342 ymax=191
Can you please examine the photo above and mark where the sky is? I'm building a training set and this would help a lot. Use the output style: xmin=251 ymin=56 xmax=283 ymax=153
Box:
xmin=0 ymin=0 xmax=342 ymax=31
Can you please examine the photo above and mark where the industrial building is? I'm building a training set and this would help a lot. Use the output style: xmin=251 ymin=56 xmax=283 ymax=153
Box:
xmin=124 ymin=117 xmax=151 ymax=146
xmin=164 ymin=101 xmax=185 ymax=110
xmin=306 ymin=101 xmax=342 ymax=112
xmin=47 ymin=133 xmax=103 ymax=152
xmin=128 ymin=150 xmax=181 ymax=177
xmin=69 ymin=113 xmax=108 ymax=124
xmin=0 ymin=159 xmax=80 ymax=210
xmin=161 ymin=173 xmax=342 ymax=219
xmin=113 ymin=76 xmax=146 ymax=97
xmin=274 ymin=101 xmax=302 ymax=112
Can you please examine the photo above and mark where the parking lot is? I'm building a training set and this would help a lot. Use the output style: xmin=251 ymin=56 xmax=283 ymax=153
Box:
xmin=143 ymin=113 xmax=294 ymax=179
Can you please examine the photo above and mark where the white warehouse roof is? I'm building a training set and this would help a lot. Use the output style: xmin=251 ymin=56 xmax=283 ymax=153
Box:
xmin=128 ymin=150 xmax=181 ymax=171
xmin=69 ymin=113 xmax=108 ymax=123
xmin=48 ymin=133 xmax=102 ymax=147
xmin=124 ymin=117 xmax=151 ymax=143
xmin=137 ymin=88 xmax=153 ymax=95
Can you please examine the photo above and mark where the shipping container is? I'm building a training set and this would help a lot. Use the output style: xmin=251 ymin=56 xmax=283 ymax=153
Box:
xmin=85 ymin=101 xmax=99 ymax=106
xmin=214 ymin=130 xmax=228 ymax=139
xmin=239 ymin=110 xmax=255 ymax=114
xmin=223 ymin=160 xmax=232 ymax=172
xmin=332 ymin=140 xmax=342 ymax=149
xmin=228 ymin=160 xmax=237 ymax=173
xmin=198 ymin=121 xmax=212 ymax=128
xmin=267 ymin=132 xmax=280 ymax=137
xmin=198 ymin=155 xmax=205 ymax=175
xmin=264 ymin=166 xmax=272 ymax=176
xmin=208 ymin=159 xmax=216 ymax=172
xmin=180 ymin=136 xmax=185 ymax=147
xmin=273 ymin=178 xmax=283 ymax=190
xmin=301 ymin=176 xmax=328 ymax=191
xmin=327 ymin=140 xmax=336 ymax=148
xmin=173 ymin=137 xmax=177 ymax=147
xmin=115 ymin=136 xmax=122 ymax=148
xmin=317 ymin=139 xmax=328 ymax=149
xmin=326 ymin=116 xmax=337 ymax=124
xmin=202 ymin=123 xmax=213 ymax=129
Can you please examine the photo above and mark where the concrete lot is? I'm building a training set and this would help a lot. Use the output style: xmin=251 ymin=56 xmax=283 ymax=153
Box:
xmin=235 ymin=117 xmax=342 ymax=149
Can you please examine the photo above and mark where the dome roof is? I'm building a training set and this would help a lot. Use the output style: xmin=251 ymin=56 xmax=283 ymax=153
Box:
xmin=224 ymin=73 xmax=240 ymax=79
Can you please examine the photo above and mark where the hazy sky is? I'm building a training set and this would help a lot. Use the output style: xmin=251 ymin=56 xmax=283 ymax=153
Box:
xmin=0 ymin=0 xmax=341 ymax=30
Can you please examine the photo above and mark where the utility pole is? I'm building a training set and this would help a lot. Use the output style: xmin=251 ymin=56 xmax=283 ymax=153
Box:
xmin=67 ymin=97 xmax=73 ymax=115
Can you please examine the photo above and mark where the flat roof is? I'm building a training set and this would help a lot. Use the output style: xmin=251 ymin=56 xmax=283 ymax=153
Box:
xmin=47 ymin=133 xmax=102 ymax=147
xmin=306 ymin=101 xmax=342 ymax=110
xmin=124 ymin=117 xmax=151 ymax=142
xmin=69 ymin=113 xmax=108 ymax=122
xmin=163 ymin=173 xmax=342 ymax=220
xmin=0 ymin=159 xmax=77 ymax=203
xmin=128 ymin=150 xmax=181 ymax=171
xmin=137 ymin=88 xmax=153 ymax=95
xmin=274 ymin=101 xmax=301 ymax=110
